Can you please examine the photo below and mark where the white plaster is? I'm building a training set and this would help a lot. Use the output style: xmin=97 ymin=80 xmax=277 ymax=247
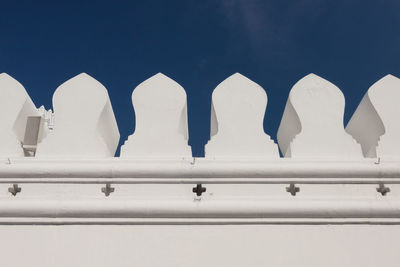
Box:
xmin=346 ymin=75 xmax=400 ymax=159
xmin=0 ymin=73 xmax=40 ymax=157
xmin=35 ymin=73 xmax=119 ymax=158
xmin=1 ymin=225 xmax=400 ymax=267
xmin=0 ymin=71 xmax=399 ymax=266
xmin=0 ymin=158 xmax=399 ymax=179
xmin=205 ymin=73 xmax=279 ymax=159
xmin=2 ymin=194 xmax=400 ymax=220
xmin=121 ymin=73 xmax=192 ymax=159
xmin=277 ymin=74 xmax=362 ymax=159
xmin=0 ymin=158 xmax=400 ymax=226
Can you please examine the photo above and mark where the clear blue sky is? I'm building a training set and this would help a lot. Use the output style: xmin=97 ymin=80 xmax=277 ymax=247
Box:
xmin=1 ymin=0 xmax=399 ymax=156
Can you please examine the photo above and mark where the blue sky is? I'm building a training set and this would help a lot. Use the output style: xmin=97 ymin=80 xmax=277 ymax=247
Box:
xmin=1 ymin=0 xmax=399 ymax=156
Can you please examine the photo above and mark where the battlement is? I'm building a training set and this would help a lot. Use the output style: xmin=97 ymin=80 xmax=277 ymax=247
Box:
xmin=1 ymin=72 xmax=400 ymax=267
xmin=1 ymin=72 xmax=399 ymax=160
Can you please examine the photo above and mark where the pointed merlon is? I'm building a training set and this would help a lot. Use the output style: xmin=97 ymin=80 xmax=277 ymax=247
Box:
xmin=205 ymin=73 xmax=279 ymax=159
xmin=0 ymin=73 xmax=40 ymax=157
xmin=120 ymin=73 xmax=192 ymax=159
xmin=346 ymin=75 xmax=400 ymax=159
xmin=35 ymin=73 xmax=120 ymax=158
xmin=277 ymin=74 xmax=362 ymax=159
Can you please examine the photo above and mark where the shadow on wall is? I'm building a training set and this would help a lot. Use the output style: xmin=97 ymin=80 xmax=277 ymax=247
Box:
xmin=0 ymin=72 xmax=399 ymax=160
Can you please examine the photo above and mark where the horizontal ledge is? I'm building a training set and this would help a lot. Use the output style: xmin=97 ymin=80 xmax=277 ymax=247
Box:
xmin=1 ymin=177 xmax=400 ymax=184
xmin=0 ymin=158 xmax=399 ymax=178
xmin=1 ymin=199 xmax=400 ymax=219
xmin=1 ymin=217 xmax=400 ymax=225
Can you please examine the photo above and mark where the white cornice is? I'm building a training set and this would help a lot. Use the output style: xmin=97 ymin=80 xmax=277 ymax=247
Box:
xmin=0 ymin=158 xmax=399 ymax=225
xmin=0 ymin=158 xmax=399 ymax=178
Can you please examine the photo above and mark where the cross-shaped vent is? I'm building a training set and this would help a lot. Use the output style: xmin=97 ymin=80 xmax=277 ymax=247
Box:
xmin=192 ymin=184 xmax=206 ymax=196
xmin=101 ymin=183 xmax=115 ymax=197
xmin=377 ymin=183 xmax=390 ymax=196
xmin=8 ymin=184 xmax=21 ymax=196
xmin=286 ymin=183 xmax=300 ymax=196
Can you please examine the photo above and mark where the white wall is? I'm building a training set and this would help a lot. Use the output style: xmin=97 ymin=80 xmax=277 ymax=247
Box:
xmin=1 ymin=225 xmax=399 ymax=267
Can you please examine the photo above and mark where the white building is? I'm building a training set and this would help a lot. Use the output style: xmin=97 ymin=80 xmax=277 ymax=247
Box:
xmin=0 ymin=72 xmax=399 ymax=267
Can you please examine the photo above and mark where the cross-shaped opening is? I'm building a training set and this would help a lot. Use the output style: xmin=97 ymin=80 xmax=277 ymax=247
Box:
xmin=101 ymin=183 xmax=115 ymax=197
xmin=192 ymin=184 xmax=206 ymax=196
xmin=286 ymin=183 xmax=300 ymax=196
xmin=8 ymin=184 xmax=21 ymax=196
xmin=377 ymin=183 xmax=390 ymax=196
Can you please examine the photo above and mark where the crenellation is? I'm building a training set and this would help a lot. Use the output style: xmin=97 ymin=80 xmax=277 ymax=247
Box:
xmin=0 ymin=72 xmax=398 ymax=159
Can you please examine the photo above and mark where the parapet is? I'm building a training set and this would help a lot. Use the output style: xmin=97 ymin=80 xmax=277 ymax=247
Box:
xmin=0 ymin=72 xmax=398 ymax=160
xmin=35 ymin=73 xmax=120 ymax=158
xmin=0 ymin=73 xmax=41 ymax=157
xmin=205 ymin=73 xmax=279 ymax=159
xmin=277 ymin=74 xmax=362 ymax=159
xmin=0 ymin=71 xmax=400 ymax=267
xmin=346 ymin=75 xmax=400 ymax=159
xmin=120 ymin=73 xmax=192 ymax=159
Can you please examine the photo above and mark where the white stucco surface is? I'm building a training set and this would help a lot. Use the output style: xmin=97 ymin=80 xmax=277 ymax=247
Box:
xmin=205 ymin=73 xmax=279 ymax=159
xmin=1 ymin=225 xmax=399 ymax=267
xmin=277 ymin=74 xmax=362 ymax=159
xmin=121 ymin=73 xmax=191 ymax=159
xmin=1 ymin=72 xmax=400 ymax=266
xmin=0 ymin=73 xmax=40 ymax=157
xmin=346 ymin=75 xmax=400 ymax=159
xmin=35 ymin=73 xmax=120 ymax=158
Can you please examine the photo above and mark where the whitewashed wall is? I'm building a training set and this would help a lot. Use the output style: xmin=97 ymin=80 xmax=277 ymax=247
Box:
xmin=1 ymin=72 xmax=399 ymax=160
xmin=0 ymin=72 xmax=399 ymax=267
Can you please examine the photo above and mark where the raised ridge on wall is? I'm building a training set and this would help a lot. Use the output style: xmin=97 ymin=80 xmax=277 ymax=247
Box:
xmin=0 ymin=72 xmax=399 ymax=225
